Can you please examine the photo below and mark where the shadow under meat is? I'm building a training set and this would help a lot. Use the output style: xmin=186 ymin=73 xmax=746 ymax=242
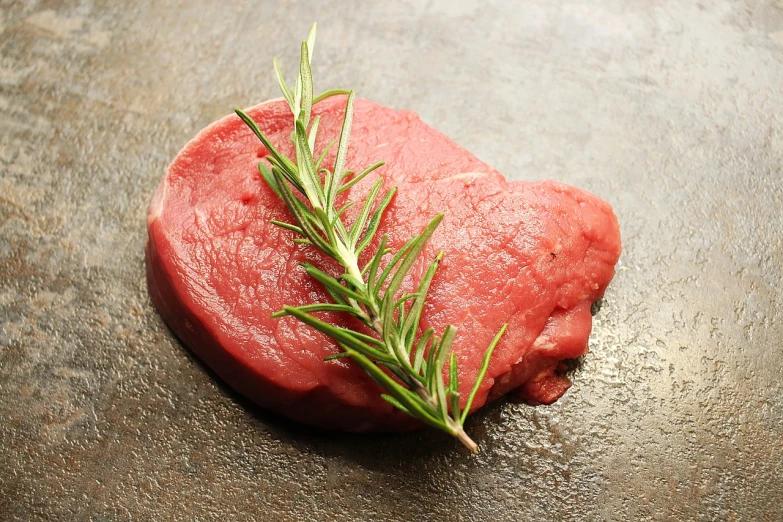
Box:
xmin=162 ymin=321 xmax=493 ymax=472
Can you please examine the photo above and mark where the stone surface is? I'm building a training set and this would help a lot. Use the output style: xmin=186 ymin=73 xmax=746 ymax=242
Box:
xmin=1 ymin=0 xmax=781 ymax=520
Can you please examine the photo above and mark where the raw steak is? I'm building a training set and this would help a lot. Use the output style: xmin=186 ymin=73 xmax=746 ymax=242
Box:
xmin=146 ymin=96 xmax=621 ymax=432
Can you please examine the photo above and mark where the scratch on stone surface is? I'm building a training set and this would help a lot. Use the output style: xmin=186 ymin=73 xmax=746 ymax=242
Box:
xmin=24 ymin=9 xmax=110 ymax=49
xmin=414 ymin=0 xmax=480 ymax=17
xmin=42 ymin=408 xmax=88 ymax=444
xmin=83 ymin=28 xmax=111 ymax=48
xmin=25 ymin=10 xmax=85 ymax=38
xmin=0 ymin=65 xmax=27 ymax=87
xmin=54 ymin=367 xmax=94 ymax=380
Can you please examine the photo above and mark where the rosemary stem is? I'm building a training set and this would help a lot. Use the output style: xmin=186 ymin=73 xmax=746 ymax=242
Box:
xmin=453 ymin=423 xmax=479 ymax=454
xmin=237 ymin=24 xmax=503 ymax=452
xmin=339 ymin=244 xmax=362 ymax=282
xmin=413 ymin=380 xmax=438 ymax=408
xmin=345 ymin=260 xmax=442 ymax=412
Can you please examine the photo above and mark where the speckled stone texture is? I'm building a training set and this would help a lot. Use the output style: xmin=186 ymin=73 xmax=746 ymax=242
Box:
xmin=1 ymin=1 xmax=781 ymax=520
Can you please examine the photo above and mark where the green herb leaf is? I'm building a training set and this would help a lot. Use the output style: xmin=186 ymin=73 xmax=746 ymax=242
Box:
xmin=338 ymin=161 xmax=384 ymax=195
xmin=273 ymin=57 xmax=295 ymax=111
xmin=327 ymin=91 xmax=355 ymax=211
xmin=313 ymin=88 xmax=350 ymax=104
xmin=298 ymin=41 xmax=314 ymax=130
xmin=461 ymin=323 xmax=507 ymax=424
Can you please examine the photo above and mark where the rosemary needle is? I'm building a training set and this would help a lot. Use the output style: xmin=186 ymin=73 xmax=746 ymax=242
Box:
xmin=235 ymin=23 xmax=506 ymax=452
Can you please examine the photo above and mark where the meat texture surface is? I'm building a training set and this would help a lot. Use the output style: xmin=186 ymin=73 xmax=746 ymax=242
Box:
xmin=146 ymin=96 xmax=621 ymax=432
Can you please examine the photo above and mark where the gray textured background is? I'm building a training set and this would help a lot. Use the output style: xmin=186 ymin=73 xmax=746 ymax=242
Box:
xmin=1 ymin=0 xmax=782 ymax=520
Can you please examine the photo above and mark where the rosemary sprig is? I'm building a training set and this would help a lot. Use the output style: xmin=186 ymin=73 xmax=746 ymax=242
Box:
xmin=235 ymin=24 xmax=506 ymax=452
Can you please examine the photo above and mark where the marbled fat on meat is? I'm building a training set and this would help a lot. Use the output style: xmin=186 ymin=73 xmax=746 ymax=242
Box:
xmin=146 ymin=96 xmax=621 ymax=432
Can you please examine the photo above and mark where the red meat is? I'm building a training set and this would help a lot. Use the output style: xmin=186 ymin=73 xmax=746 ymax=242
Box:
xmin=146 ymin=96 xmax=621 ymax=432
